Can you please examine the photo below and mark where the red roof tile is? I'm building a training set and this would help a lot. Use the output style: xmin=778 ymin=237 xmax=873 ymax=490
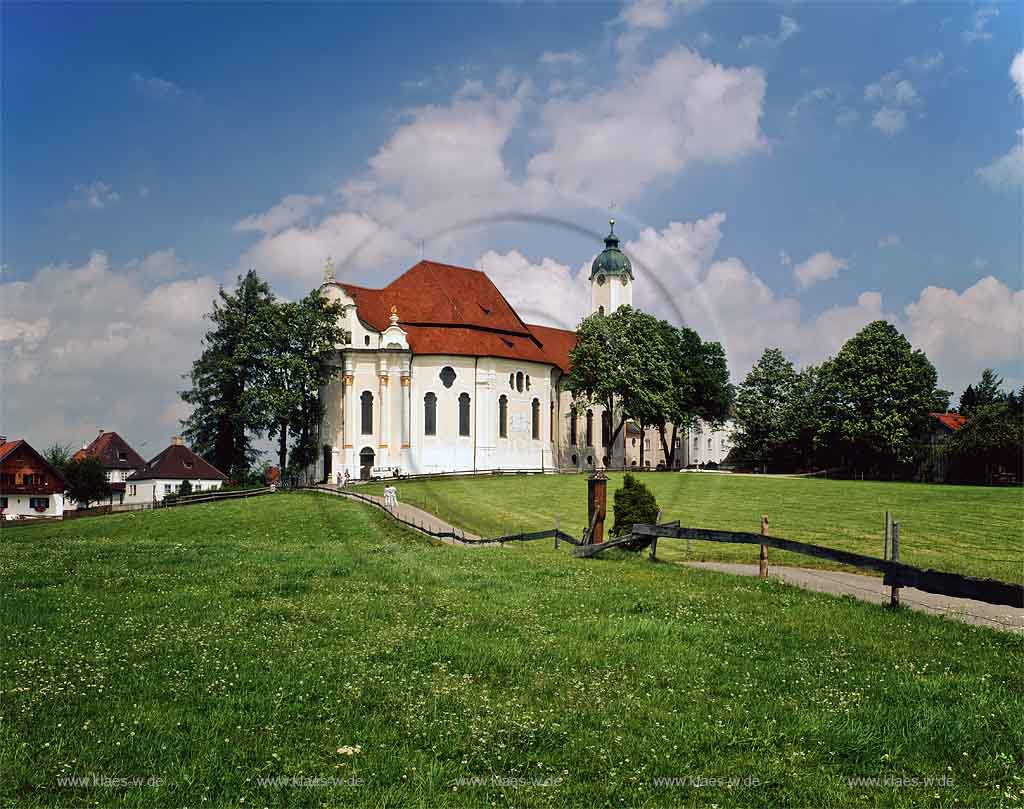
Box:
xmin=72 ymin=431 xmax=146 ymax=470
xmin=128 ymin=443 xmax=229 ymax=482
xmin=334 ymin=261 xmax=578 ymax=372
xmin=930 ymin=412 xmax=967 ymax=432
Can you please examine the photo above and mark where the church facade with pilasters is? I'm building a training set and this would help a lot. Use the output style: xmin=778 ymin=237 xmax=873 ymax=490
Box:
xmin=315 ymin=222 xmax=637 ymax=480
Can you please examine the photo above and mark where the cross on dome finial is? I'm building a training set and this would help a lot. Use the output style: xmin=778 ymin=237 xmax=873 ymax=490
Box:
xmin=609 ymin=218 xmax=615 ymax=234
xmin=323 ymin=255 xmax=335 ymax=283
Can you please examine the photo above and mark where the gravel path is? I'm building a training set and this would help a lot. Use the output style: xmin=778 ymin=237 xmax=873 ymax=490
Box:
xmin=683 ymin=561 xmax=1024 ymax=633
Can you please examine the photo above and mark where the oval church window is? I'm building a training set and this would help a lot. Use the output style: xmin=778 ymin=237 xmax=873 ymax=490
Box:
xmin=440 ymin=366 xmax=456 ymax=388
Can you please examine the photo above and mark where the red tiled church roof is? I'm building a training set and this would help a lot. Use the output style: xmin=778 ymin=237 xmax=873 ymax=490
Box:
xmin=128 ymin=443 xmax=229 ymax=482
xmin=334 ymin=260 xmax=577 ymax=372
xmin=73 ymin=431 xmax=147 ymax=470
xmin=930 ymin=412 xmax=967 ymax=432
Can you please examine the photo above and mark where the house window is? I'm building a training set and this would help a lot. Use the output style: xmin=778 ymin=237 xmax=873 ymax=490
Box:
xmin=440 ymin=366 xmax=457 ymax=388
xmin=570 ymin=412 xmax=577 ymax=446
xmin=164 ymin=484 xmax=173 ymax=495
xmin=498 ymin=395 xmax=508 ymax=438
xmin=129 ymin=485 xmax=137 ymax=497
xmin=708 ymin=438 xmax=713 ymax=450
xmin=531 ymin=398 xmax=540 ymax=440
xmin=632 ymin=438 xmax=637 ymax=447
xmin=29 ymin=497 xmax=48 ymax=511
xmin=364 ymin=335 xmax=371 ymax=347
xmin=424 ymin=393 xmax=437 ymax=436
xmin=361 ymin=391 xmax=374 ymax=435
xmin=184 ymin=460 xmax=193 ymax=469
xmin=118 ymin=451 xmax=127 ymax=462
xmin=585 ymin=410 xmax=594 ymax=447
xmin=645 ymin=439 xmax=650 ymax=449
xmin=693 ymin=437 xmax=699 ymax=450
xmin=0 ymin=497 xmax=7 ymax=509
xmin=458 ymin=393 xmax=471 ymax=437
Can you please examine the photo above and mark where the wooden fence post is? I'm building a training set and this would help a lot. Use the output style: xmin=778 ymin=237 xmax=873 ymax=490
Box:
xmin=889 ymin=521 xmax=901 ymax=608
xmin=759 ymin=515 xmax=769 ymax=580
xmin=884 ymin=511 xmax=891 ymax=560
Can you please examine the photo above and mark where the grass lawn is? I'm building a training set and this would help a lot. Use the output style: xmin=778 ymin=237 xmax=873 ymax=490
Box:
xmin=362 ymin=473 xmax=1024 ymax=583
xmin=2 ymin=492 xmax=1022 ymax=808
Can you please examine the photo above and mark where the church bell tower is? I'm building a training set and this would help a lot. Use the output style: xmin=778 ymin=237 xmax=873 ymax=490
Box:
xmin=590 ymin=219 xmax=634 ymax=315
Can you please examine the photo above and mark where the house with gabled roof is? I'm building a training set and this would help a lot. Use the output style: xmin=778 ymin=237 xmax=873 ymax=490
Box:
xmin=0 ymin=437 xmax=67 ymax=520
xmin=72 ymin=429 xmax=147 ymax=505
xmin=123 ymin=436 xmax=229 ymax=504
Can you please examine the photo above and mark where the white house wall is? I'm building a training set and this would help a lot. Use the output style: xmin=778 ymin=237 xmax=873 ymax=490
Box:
xmin=1 ymin=493 xmax=64 ymax=520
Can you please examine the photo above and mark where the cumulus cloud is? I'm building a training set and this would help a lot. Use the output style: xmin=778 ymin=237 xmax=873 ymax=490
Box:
xmin=234 ymin=194 xmax=325 ymax=235
xmin=69 ymin=181 xmax=120 ymax=210
xmin=1011 ymin=50 xmax=1024 ymax=97
xmin=615 ymin=0 xmax=707 ymax=59
xmin=962 ymin=7 xmax=998 ymax=44
xmin=528 ymin=48 xmax=766 ymax=202
xmin=872 ymin=107 xmax=908 ymax=135
xmin=791 ymin=251 xmax=849 ymax=290
xmin=476 ymin=250 xmax=589 ymax=329
xmin=977 ymin=130 xmax=1024 ymax=189
xmin=0 ymin=251 xmax=220 ymax=450
xmin=739 ymin=15 xmax=800 ymax=50
xmin=865 ymin=71 xmax=921 ymax=107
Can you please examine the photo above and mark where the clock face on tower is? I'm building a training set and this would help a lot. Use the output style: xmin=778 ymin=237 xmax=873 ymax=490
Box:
xmin=596 ymin=274 xmax=606 ymax=286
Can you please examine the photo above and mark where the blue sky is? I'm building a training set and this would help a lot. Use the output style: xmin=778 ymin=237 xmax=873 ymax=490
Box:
xmin=2 ymin=1 xmax=1022 ymax=452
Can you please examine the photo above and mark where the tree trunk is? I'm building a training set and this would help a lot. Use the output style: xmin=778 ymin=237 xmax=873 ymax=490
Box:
xmin=214 ymin=413 xmax=235 ymax=479
xmin=657 ymin=423 xmax=671 ymax=467
xmin=277 ymin=419 xmax=288 ymax=473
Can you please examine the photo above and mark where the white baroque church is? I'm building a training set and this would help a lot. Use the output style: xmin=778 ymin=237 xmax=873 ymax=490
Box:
xmin=314 ymin=221 xmax=723 ymax=481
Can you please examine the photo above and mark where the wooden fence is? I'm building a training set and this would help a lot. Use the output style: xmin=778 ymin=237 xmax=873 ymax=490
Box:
xmin=630 ymin=522 xmax=1024 ymax=609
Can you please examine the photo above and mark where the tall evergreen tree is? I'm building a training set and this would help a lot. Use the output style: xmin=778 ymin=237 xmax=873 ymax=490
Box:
xmin=180 ymin=271 xmax=276 ymax=478
xmin=732 ymin=348 xmax=800 ymax=473
xmin=960 ymin=369 xmax=1006 ymax=418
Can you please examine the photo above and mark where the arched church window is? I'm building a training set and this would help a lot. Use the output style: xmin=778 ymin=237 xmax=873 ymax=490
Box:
xmin=440 ymin=366 xmax=456 ymax=388
xmin=509 ymin=373 xmax=514 ymax=389
xmin=364 ymin=335 xmax=371 ymax=346
xmin=570 ymin=412 xmax=577 ymax=446
xmin=424 ymin=393 xmax=437 ymax=436
xmin=516 ymin=372 xmax=524 ymax=393
xmin=459 ymin=393 xmax=471 ymax=437
xmin=531 ymin=398 xmax=540 ymax=440
xmin=585 ymin=410 xmax=593 ymax=447
xmin=360 ymin=391 xmax=373 ymax=435
xmin=498 ymin=395 xmax=508 ymax=438
xmin=598 ymin=305 xmax=605 ymax=316
xmin=571 ymin=453 xmax=578 ymax=466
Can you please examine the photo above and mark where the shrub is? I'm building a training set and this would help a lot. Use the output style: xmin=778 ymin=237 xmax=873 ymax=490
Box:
xmin=179 ymin=480 xmax=193 ymax=496
xmin=611 ymin=473 xmax=659 ymax=537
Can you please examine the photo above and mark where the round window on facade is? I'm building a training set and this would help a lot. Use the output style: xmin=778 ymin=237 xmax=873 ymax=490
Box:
xmin=596 ymin=274 xmax=606 ymax=286
xmin=440 ymin=366 xmax=457 ymax=388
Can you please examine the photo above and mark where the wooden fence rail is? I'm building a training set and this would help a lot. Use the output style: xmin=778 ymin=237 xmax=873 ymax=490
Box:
xmin=631 ymin=523 xmax=1024 ymax=609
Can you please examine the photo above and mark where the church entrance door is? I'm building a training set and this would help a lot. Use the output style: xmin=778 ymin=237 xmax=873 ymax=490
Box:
xmin=359 ymin=447 xmax=375 ymax=480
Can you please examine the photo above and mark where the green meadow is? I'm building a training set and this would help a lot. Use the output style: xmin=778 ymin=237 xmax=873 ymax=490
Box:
xmin=363 ymin=472 xmax=1024 ymax=583
xmin=2 ymin=492 xmax=1022 ymax=808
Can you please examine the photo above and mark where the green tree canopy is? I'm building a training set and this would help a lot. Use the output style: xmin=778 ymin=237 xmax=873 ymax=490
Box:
xmin=945 ymin=401 xmax=1023 ymax=483
xmin=732 ymin=348 xmax=800 ymax=473
xmin=62 ymin=456 xmax=112 ymax=507
xmin=959 ymin=369 xmax=1006 ymax=418
xmin=818 ymin=320 xmax=947 ymax=472
xmin=180 ymin=270 xmax=277 ymax=478
xmin=43 ymin=442 xmax=75 ymax=472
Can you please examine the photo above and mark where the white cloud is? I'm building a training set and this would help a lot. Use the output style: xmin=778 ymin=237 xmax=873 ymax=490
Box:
xmin=904 ymin=52 xmax=944 ymax=72
xmin=872 ymin=107 xmax=907 ymax=135
xmin=615 ymin=0 xmax=707 ymax=59
xmin=905 ymin=275 xmax=1024 ymax=393
xmin=977 ymin=130 xmax=1024 ymax=189
xmin=878 ymin=233 xmax=901 ymax=248
xmin=0 ymin=251 xmax=220 ymax=450
xmin=788 ymin=87 xmax=835 ymax=120
xmin=234 ymin=194 xmax=326 ymax=235
xmin=739 ymin=15 xmax=800 ymax=50
xmin=792 ymin=251 xmax=849 ymax=290
xmin=864 ymin=71 xmax=921 ymax=107
xmin=962 ymin=7 xmax=998 ymax=44
xmin=132 ymin=72 xmax=187 ymax=100
xmin=539 ymin=51 xmax=583 ymax=66
xmin=476 ymin=250 xmax=589 ymax=330
xmin=69 ymin=181 xmax=120 ymax=210
xmin=528 ymin=47 xmax=766 ymax=202
xmin=1011 ymin=50 xmax=1024 ymax=97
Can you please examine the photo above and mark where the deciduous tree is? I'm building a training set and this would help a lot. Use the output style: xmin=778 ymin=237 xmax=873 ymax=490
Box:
xmin=62 ymin=456 xmax=111 ymax=508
